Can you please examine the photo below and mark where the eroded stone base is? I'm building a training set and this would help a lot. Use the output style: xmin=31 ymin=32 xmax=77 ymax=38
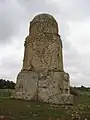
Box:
xmin=14 ymin=70 xmax=73 ymax=105
xmin=47 ymin=94 xmax=73 ymax=105
xmin=14 ymin=92 xmax=73 ymax=104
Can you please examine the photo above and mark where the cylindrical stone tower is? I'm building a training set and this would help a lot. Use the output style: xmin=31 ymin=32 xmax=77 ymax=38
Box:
xmin=15 ymin=13 xmax=73 ymax=104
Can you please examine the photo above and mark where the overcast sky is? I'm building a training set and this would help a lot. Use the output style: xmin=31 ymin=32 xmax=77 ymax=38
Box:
xmin=0 ymin=0 xmax=90 ymax=87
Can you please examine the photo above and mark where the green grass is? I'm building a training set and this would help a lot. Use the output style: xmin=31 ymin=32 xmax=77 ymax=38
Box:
xmin=0 ymin=99 xmax=66 ymax=120
xmin=0 ymin=96 xmax=90 ymax=120
xmin=0 ymin=89 xmax=12 ymax=98
xmin=0 ymin=90 xmax=90 ymax=120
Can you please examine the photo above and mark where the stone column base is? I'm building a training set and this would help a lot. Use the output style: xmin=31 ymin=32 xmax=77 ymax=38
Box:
xmin=14 ymin=70 xmax=73 ymax=105
xmin=13 ymin=91 xmax=73 ymax=105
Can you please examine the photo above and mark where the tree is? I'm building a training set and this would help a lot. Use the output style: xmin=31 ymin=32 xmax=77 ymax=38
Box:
xmin=0 ymin=79 xmax=15 ymax=89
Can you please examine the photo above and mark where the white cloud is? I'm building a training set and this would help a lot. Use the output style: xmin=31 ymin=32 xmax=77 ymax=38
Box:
xmin=63 ymin=19 xmax=90 ymax=86
xmin=68 ymin=20 xmax=90 ymax=53
xmin=0 ymin=0 xmax=25 ymax=43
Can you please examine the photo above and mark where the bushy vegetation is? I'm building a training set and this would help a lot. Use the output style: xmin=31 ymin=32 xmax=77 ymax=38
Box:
xmin=74 ymin=85 xmax=90 ymax=91
xmin=71 ymin=86 xmax=90 ymax=96
xmin=0 ymin=79 xmax=15 ymax=89
xmin=70 ymin=87 xmax=80 ymax=96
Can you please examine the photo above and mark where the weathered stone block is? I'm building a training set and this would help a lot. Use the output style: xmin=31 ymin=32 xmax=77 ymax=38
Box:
xmin=15 ymin=71 xmax=38 ymax=100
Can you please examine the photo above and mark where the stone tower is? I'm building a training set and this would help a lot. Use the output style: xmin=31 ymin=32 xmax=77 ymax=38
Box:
xmin=15 ymin=13 xmax=73 ymax=104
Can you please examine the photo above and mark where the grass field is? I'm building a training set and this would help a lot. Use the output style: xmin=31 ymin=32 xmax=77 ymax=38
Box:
xmin=0 ymin=90 xmax=90 ymax=120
